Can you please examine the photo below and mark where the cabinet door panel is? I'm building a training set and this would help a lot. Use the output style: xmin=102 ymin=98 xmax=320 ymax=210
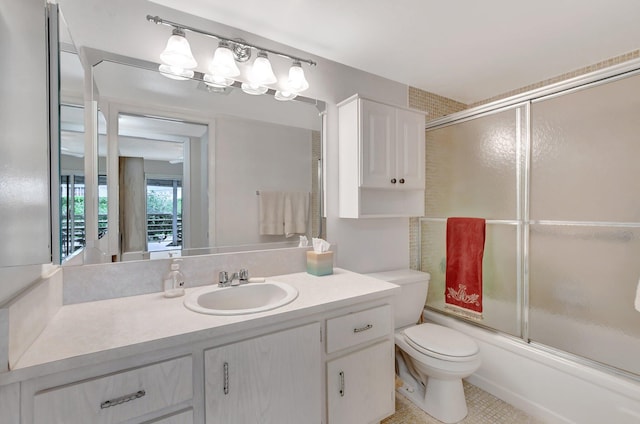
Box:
xmin=327 ymin=340 xmax=395 ymax=424
xmin=396 ymin=109 xmax=425 ymax=189
xmin=204 ymin=323 xmax=321 ymax=424
xmin=361 ymin=100 xmax=395 ymax=188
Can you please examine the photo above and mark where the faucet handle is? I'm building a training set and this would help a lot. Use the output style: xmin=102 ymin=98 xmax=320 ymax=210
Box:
xmin=219 ymin=271 xmax=229 ymax=286
xmin=239 ymin=268 xmax=249 ymax=282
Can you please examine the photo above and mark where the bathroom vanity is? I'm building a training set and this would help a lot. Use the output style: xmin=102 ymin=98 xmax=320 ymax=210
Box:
xmin=0 ymin=269 xmax=398 ymax=424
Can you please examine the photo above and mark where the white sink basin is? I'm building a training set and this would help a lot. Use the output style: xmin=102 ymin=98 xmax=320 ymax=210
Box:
xmin=183 ymin=281 xmax=298 ymax=315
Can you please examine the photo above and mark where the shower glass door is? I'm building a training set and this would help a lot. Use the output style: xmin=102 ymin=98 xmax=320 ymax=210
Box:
xmin=529 ymin=72 xmax=640 ymax=376
xmin=423 ymin=70 xmax=640 ymax=378
xmin=422 ymin=105 xmax=526 ymax=337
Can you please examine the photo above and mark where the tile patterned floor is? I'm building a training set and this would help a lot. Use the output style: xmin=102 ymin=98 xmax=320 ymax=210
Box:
xmin=382 ymin=381 xmax=546 ymax=424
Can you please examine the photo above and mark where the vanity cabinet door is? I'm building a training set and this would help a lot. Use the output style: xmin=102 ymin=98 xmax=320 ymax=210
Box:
xmin=326 ymin=340 xmax=395 ymax=424
xmin=204 ymin=322 xmax=321 ymax=424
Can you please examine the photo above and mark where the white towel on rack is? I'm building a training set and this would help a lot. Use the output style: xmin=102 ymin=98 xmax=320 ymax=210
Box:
xmin=635 ymin=278 xmax=640 ymax=312
xmin=284 ymin=192 xmax=309 ymax=237
xmin=259 ymin=191 xmax=285 ymax=235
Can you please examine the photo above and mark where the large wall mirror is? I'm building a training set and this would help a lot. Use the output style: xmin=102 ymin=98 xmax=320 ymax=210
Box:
xmin=57 ymin=0 xmax=325 ymax=264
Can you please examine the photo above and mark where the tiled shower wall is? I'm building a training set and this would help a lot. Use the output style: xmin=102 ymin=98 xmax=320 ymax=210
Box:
xmin=407 ymin=48 xmax=640 ymax=270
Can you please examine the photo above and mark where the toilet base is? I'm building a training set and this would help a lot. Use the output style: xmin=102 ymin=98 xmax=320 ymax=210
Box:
xmin=396 ymin=352 xmax=469 ymax=423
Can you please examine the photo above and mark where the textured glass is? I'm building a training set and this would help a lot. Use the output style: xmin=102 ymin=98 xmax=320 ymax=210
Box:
xmin=425 ymin=108 xmax=519 ymax=219
xmin=531 ymin=73 xmax=640 ymax=222
xmin=529 ymin=224 xmax=640 ymax=375
xmin=422 ymin=221 xmax=520 ymax=336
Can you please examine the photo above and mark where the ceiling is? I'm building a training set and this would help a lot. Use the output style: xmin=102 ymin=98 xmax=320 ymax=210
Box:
xmin=145 ymin=0 xmax=640 ymax=104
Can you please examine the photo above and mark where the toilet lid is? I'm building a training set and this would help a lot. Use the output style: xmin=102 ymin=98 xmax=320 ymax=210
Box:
xmin=404 ymin=323 xmax=479 ymax=357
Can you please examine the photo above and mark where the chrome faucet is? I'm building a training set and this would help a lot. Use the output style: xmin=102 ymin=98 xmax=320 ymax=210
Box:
xmin=218 ymin=269 xmax=249 ymax=287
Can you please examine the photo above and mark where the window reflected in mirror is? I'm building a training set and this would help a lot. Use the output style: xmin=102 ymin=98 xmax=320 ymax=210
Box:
xmin=60 ymin=104 xmax=85 ymax=260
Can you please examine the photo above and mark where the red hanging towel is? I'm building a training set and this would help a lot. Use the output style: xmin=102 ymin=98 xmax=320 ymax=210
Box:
xmin=445 ymin=217 xmax=486 ymax=317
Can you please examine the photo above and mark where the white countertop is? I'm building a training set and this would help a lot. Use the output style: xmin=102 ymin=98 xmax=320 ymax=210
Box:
xmin=7 ymin=269 xmax=398 ymax=383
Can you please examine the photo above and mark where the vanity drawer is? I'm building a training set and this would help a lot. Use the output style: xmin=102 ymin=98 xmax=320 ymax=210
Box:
xmin=33 ymin=356 xmax=193 ymax=424
xmin=326 ymin=305 xmax=392 ymax=353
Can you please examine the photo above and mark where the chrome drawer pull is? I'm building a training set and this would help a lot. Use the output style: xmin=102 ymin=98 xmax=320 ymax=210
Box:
xmin=339 ymin=371 xmax=345 ymax=397
xmin=353 ymin=324 xmax=373 ymax=333
xmin=100 ymin=390 xmax=146 ymax=409
xmin=223 ymin=362 xmax=229 ymax=395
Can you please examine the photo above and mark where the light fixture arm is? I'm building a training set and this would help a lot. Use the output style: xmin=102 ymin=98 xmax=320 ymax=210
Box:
xmin=146 ymin=15 xmax=317 ymax=67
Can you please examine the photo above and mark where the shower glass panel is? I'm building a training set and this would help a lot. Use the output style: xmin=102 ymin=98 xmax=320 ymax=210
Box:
xmin=529 ymin=73 xmax=640 ymax=375
xmin=529 ymin=224 xmax=640 ymax=375
xmin=530 ymin=73 xmax=640 ymax=222
xmin=422 ymin=221 xmax=520 ymax=336
xmin=423 ymin=106 xmax=524 ymax=337
xmin=425 ymin=108 xmax=520 ymax=219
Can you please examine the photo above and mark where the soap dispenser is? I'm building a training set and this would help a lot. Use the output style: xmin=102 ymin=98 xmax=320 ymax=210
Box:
xmin=163 ymin=257 xmax=185 ymax=298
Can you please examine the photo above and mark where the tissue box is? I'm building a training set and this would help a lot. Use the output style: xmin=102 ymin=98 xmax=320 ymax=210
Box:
xmin=306 ymin=251 xmax=333 ymax=276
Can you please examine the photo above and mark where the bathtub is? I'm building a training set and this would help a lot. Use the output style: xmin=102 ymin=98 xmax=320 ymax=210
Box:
xmin=423 ymin=309 xmax=640 ymax=424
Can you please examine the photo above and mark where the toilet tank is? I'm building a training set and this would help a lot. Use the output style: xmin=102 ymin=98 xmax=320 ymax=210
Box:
xmin=365 ymin=269 xmax=430 ymax=329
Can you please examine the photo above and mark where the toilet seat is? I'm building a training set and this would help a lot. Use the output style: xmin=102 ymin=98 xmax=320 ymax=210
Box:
xmin=403 ymin=323 xmax=479 ymax=362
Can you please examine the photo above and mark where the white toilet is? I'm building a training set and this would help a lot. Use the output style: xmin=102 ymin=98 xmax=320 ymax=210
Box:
xmin=367 ymin=269 xmax=481 ymax=424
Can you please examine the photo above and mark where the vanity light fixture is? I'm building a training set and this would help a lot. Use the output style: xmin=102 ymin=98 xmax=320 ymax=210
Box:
xmin=159 ymin=64 xmax=195 ymax=80
xmin=286 ymin=61 xmax=309 ymax=93
xmin=157 ymin=27 xmax=197 ymax=80
xmin=250 ymin=51 xmax=278 ymax=85
xmin=203 ymin=73 xmax=234 ymax=88
xmin=147 ymin=15 xmax=316 ymax=95
xmin=159 ymin=27 xmax=197 ymax=69
xmin=274 ymin=90 xmax=298 ymax=101
xmin=240 ymin=82 xmax=269 ymax=96
xmin=209 ymin=41 xmax=240 ymax=79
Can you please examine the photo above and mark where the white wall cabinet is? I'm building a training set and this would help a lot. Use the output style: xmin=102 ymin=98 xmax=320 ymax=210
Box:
xmin=339 ymin=94 xmax=425 ymax=218
xmin=204 ymin=323 xmax=321 ymax=424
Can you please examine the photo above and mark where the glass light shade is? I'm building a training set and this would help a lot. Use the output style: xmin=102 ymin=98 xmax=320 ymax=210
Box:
xmin=249 ymin=52 xmax=277 ymax=85
xmin=204 ymin=73 xmax=234 ymax=88
xmin=160 ymin=29 xmax=197 ymax=69
xmin=158 ymin=64 xmax=194 ymax=80
xmin=241 ymin=82 xmax=268 ymax=95
xmin=275 ymin=90 xmax=297 ymax=101
xmin=286 ymin=62 xmax=309 ymax=93
xmin=209 ymin=42 xmax=240 ymax=77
